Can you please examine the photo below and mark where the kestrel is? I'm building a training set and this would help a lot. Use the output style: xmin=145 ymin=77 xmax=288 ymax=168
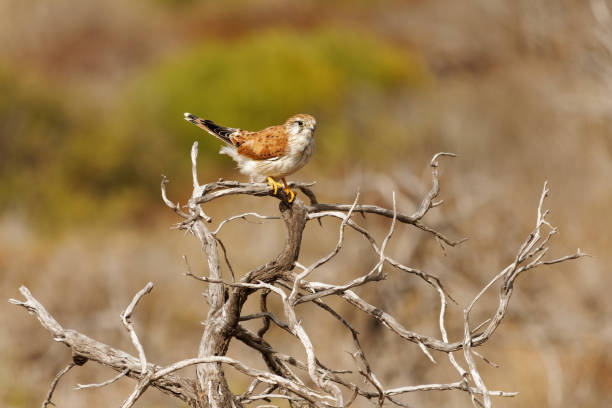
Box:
xmin=184 ymin=112 xmax=316 ymax=202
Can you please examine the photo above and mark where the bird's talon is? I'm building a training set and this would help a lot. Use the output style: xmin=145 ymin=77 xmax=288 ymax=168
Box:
xmin=267 ymin=177 xmax=283 ymax=195
xmin=285 ymin=188 xmax=296 ymax=203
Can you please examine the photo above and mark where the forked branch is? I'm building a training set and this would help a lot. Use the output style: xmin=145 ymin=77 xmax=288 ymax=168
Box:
xmin=10 ymin=144 xmax=583 ymax=408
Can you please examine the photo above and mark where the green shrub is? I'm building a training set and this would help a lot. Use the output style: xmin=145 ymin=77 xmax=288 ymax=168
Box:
xmin=118 ymin=29 xmax=431 ymax=174
xmin=1 ymin=29 xmax=431 ymax=231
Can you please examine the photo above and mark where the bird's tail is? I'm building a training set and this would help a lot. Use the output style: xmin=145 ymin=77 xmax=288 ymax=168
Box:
xmin=184 ymin=112 xmax=237 ymax=145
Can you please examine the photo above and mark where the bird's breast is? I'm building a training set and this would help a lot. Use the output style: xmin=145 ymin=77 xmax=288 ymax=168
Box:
xmin=288 ymin=133 xmax=315 ymax=165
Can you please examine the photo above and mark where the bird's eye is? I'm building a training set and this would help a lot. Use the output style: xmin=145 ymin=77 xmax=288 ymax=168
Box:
xmin=296 ymin=120 xmax=304 ymax=127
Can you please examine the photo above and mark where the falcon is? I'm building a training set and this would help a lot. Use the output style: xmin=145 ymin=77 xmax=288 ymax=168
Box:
xmin=184 ymin=112 xmax=316 ymax=202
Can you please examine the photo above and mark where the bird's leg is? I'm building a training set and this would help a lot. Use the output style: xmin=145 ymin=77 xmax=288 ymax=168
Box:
xmin=267 ymin=176 xmax=284 ymax=195
xmin=281 ymin=178 xmax=296 ymax=203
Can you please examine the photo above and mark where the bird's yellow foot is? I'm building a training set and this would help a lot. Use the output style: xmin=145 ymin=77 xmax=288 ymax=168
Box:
xmin=267 ymin=176 xmax=284 ymax=195
xmin=284 ymin=188 xmax=295 ymax=203
xmin=281 ymin=178 xmax=296 ymax=203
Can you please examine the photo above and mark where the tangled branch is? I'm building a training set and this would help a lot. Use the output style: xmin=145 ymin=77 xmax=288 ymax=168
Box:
xmin=10 ymin=143 xmax=583 ymax=408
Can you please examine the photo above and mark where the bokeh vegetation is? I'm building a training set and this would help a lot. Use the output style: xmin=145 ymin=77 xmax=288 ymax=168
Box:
xmin=1 ymin=28 xmax=429 ymax=232
xmin=2 ymin=0 xmax=611 ymax=407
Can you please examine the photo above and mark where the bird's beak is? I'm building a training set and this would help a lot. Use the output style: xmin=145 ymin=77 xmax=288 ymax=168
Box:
xmin=309 ymin=124 xmax=316 ymax=132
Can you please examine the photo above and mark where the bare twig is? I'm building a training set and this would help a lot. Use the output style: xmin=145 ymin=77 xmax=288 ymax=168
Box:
xmin=294 ymin=193 xmax=398 ymax=305
xmin=213 ymin=236 xmax=236 ymax=282
xmin=151 ymin=356 xmax=335 ymax=406
xmin=255 ymin=282 xmax=344 ymax=406
xmin=121 ymin=375 xmax=152 ymax=408
xmin=118 ymin=282 xmax=155 ymax=408
xmin=384 ymin=381 xmax=517 ymax=397
xmin=121 ymin=282 xmax=153 ymax=376
xmin=75 ymin=369 xmax=129 ymax=390
xmin=213 ymin=212 xmax=280 ymax=235
xmin=288 ymin=193 xmax=360 ymax=306
xmin=307 ymin=153 xmax=462 ymax=246
xmin=161 ymin=175 xmax=189 ymax=219
xmin=42 ymin=363 xmax=75 ymax=408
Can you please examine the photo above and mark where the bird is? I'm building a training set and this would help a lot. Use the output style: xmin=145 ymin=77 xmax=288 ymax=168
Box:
xmin=183 ymin=112 xmax=316 ymax=203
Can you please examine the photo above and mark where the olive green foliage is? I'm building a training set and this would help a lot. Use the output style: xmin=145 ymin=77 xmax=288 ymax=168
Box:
xmin=0 ymin=69 xmax=149 ymax=230
xmin=1 ymin=29 xmax=430 ymax=230
xmin=121 ymin=29 xmax=429 ymax=171
xmin=0 ymin=69 xmax=81 ymax=229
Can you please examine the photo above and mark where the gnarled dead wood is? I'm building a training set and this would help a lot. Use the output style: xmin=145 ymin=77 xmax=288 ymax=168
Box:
xmin=10 ymin=143 xmax=584 ymax=408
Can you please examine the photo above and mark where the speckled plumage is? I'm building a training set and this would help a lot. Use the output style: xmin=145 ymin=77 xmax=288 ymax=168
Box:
xmin=184 ymin=113 xmax=316 ymax=183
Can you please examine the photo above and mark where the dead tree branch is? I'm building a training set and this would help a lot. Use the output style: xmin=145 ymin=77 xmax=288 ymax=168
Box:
xmin=10 ymin=143 xmax=583 ymax=407
xmin=9 ymin=286 xmax=201 ymax=407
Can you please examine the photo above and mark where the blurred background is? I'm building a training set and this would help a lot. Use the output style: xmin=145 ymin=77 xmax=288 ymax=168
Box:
xmin=1 ymin=0 xmax=611 ymax=406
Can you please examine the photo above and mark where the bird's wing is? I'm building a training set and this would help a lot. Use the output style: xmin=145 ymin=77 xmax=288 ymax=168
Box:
xmin=184 ymin=113 xmax=241 ymax=145
xmin=237 ymin=126 xmax=289 ymax=160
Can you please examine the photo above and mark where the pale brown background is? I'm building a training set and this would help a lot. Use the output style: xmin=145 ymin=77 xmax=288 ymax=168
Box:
xmin=1 ymin=1 xmax=611 ymax=407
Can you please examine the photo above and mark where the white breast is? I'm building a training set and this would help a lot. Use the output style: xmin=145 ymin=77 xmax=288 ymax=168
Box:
xmin=288 ymin=132 xmax=315 ymax=169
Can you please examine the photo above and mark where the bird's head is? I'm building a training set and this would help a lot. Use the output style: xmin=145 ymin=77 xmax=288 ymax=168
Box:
xmin=286 ymin=114 xmax=316 ymax=136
